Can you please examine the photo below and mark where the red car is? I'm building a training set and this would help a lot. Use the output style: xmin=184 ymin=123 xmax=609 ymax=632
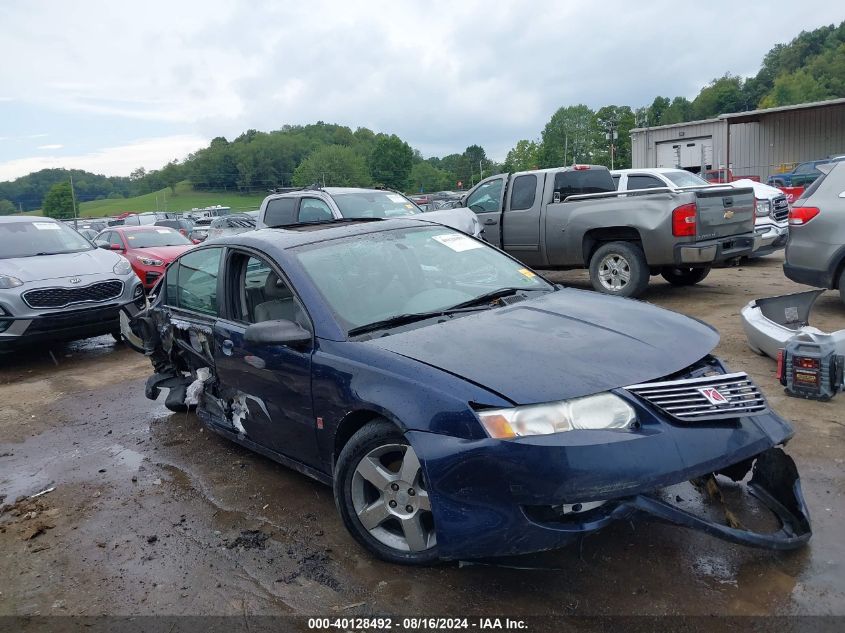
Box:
xmin=94 ymin=225 xmax=194 ymax=290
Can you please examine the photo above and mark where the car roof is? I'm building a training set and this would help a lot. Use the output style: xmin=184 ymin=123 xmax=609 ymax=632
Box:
xmin=0 ymin=215 xmax=58 ymax=224
xmin=216 ymin=217 xmax=433 ymax=251
xmin=264 ymin=187 xmax=409 ymax=202
xmin=116 ymin=225 xmax=178 ymax=232
xmin=610 ymin=168 xmax=687 ymax=175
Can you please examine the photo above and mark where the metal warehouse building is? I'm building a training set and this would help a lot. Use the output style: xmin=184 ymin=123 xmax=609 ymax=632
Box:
xmin=630 ymin=97 xmax=845 ymax=182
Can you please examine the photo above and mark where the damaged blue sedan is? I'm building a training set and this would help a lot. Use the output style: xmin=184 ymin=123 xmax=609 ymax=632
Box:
xmin=127 ymin=218 xmax=811 ymax=564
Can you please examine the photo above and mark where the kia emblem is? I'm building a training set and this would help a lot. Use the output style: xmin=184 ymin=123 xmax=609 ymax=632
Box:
xmin=69 ymin=277 xmax=81 ymax=284
xmin=699 ymin=387 xmax=729 ymax=406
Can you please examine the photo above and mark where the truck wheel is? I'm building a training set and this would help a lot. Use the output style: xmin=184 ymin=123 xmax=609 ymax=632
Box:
xmin=589 ymin=242 xmax=650 ymax=298
xmin=661 ymin=266 xmax=711 ymax=286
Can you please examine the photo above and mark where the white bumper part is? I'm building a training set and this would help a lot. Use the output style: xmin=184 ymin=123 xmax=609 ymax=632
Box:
xmin=741 ymin=290 xmax=845 ymax=360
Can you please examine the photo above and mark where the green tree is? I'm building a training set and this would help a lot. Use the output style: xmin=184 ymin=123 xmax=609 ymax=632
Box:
xmin=504 ymin=139 xmax=541 ymax=172
xmin=0 ymin=199 xmax=16 ymax=215
xmin=292 ymin=145 xmax=371 ymax=187
xmin=662 ymin=97 xmax=693 ymax=124
xmin=370 ymin=134 xmax=414 ymax=189
xmin=42 ymin=182 xmax=78 ymax=219
xmin=691 ymin=74 xmax=746 ymax=119
xmin=591 ymin=105 xmax=636 ymax=169
xmin=540 ymin=104 xmax=595 ymax=167
xmin=647 ymin=96 xmax=671 ymax=126
xmin=159 ymin=161 xmax=183 ymax=194
xmin=408 ymin=162 xmax=451 ymax=193
xmin=759 ymin=68 xmax=830 ymax=108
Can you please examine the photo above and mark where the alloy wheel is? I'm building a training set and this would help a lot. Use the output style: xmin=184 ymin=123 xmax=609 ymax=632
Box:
xmin=351 ymin=443 xmax=435 ymax=552
xmin=598 ymin=253 xmax=632 ymax=291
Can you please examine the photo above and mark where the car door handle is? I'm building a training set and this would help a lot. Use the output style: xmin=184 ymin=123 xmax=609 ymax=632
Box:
xmin=483 ymin=218 xmax=498 ymax=225
xmin=221 ymin=339 xmax=234 ymax=356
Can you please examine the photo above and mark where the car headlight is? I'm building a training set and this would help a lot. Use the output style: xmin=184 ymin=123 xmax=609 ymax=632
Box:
xmin=136 ymin=255 xmax=164 ymax=266
xmin=0 ymin=275 xmax=24 ymax=289
xmin=113 ymin=257 xmax=133 ymax=275
xmin=477 ymin=393 xmax=636 ymax=438
xmin=755 ymin=199 xmax=771 ymax=217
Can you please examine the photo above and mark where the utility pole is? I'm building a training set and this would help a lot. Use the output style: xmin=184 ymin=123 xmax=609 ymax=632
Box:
xmin=69 ymin=174 xmax=78 ymax=229
xmin=605 ymin=122 xmax=618 ymax=171
xmin=479 ymin=160 xmax=483 ymax=180
xmin=564 ymin=134 xmax=568 ymax=165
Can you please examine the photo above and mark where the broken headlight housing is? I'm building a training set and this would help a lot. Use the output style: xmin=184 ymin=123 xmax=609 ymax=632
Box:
xmin=113 ymin=257 xmax=133 ymax=276
xmin=477 ymin=393 xmax=636 ymax=439
xmin=0 ymin=275 xmax=23 ymax=289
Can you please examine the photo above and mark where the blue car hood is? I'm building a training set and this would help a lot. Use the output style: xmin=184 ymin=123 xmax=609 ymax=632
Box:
xmin=367 ymin=289 xmax=719 ymax=405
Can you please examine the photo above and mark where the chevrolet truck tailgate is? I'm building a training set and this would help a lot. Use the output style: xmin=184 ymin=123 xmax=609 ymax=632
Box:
xmin=695 ymin=187 xmax=754 ymax=239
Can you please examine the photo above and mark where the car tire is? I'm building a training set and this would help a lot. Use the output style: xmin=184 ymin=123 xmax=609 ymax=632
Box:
xmin=660 ymin=266 xmax=711 ymax=286
xmin=334 ymin=419 xmax=439 ymax=565
xmin=589 ymin=242 xmax=650 ymax=298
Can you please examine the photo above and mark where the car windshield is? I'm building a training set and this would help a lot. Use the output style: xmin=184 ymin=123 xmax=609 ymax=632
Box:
xmin=0 ymin=220 xmax=94 ymax=258
xmin=295 ymin=226 xmax=553 ymax=332
xmin=665 ymin=171 xmax=708 ymax=187
xmin=333 ymin=191 xmax=421 ymax=219
xmin=125 ymin=229 xmax=191 ymax=248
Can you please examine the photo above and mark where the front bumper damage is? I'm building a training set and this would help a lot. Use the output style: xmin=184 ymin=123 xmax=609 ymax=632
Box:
xmin=408 ymin=405 xmax=812 ymax=560
xmin=741 ymin=289 xmax=845 ymax=361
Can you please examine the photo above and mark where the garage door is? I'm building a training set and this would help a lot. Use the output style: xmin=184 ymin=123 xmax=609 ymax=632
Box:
xmin=656 ymin=137 xmax=713 ymax=170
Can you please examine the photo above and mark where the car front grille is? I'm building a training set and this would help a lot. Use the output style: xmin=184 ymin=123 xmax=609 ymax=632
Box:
xmin=772 ymin=196 xmax=789 ymax=222
xmin=626 ymin=372 xmax=768 ymax=422
xmin=23 ymin=280 xmax=124 ymax=309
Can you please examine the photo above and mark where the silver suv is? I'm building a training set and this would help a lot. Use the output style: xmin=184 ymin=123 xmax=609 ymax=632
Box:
xmin=0 ymin=216 xmax=145 ymax=350
xmin=783 ymin=161 xmax=845 ymax=304
xmin=256 ymin=187 xmax=482 ymax=238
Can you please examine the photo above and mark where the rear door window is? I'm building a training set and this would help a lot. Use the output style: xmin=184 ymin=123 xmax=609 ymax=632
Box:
xmin=626 ymin=175 xmax=665 ymax=190
xmin=509 ymin=174 xmax=537 ymax=211
xmin=298 ymin=198 xmax=334 ymax=222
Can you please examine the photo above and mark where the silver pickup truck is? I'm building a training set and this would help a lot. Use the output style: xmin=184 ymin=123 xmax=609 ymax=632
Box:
xmin=460 ymin=165 xmax=756 ymax=297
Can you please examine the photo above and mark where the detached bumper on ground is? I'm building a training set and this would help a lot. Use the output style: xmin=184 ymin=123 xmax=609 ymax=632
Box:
xmin=741 ymin=289 xmax=845 ymax=360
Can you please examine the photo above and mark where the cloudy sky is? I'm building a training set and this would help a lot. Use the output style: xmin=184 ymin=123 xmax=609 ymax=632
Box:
xmin=0 ymin=1 xmax=841 ymax=181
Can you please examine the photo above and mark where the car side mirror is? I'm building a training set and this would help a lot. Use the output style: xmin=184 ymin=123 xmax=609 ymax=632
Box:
xmin=110 ymin=244 xmax=124 ymax=251
xmin=95 ymin=240 xmax=110 ymax=249
xmin=244 ymin=319 xmax=311 ymax=346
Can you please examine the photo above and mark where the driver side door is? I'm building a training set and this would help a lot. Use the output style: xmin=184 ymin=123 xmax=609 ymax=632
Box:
xmin=465 ymin=176 xmax=505 ymax=246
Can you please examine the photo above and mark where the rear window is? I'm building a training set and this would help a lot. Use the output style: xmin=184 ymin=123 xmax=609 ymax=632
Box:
xmin=553 ymin=169 xmax=615 ymax=200
xmin=509 ymin=174 xmax=537 ymax=210
xmin=264 ymin=197 xmax=298 ymax=227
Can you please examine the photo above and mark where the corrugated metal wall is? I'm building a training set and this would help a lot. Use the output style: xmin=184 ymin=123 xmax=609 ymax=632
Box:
xmin=631 ymin=103 xmax=845 ymax=181
xmin=729 ymin=105 xmax=845 ymax=181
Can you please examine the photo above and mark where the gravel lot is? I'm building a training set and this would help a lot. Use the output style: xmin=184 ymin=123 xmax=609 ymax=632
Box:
xmin=1 ymin=253 xmax=843 ymax=620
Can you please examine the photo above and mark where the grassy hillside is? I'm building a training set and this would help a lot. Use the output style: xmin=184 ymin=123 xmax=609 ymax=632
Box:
xmin=79 ymin=181 xmax=266 ymax=217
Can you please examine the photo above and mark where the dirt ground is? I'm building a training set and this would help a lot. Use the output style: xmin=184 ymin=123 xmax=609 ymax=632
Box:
xmin=1 ymin=254 xmax=843 ymax=620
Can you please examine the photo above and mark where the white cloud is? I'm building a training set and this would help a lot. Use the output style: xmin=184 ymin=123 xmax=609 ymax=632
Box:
xmin=0 ymin=1 xmax=843 ymax=169
xmin=37 ymin=144 xmax=63 ymax=150
xmin=0 ymin=135 xmax=207 ymax=181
